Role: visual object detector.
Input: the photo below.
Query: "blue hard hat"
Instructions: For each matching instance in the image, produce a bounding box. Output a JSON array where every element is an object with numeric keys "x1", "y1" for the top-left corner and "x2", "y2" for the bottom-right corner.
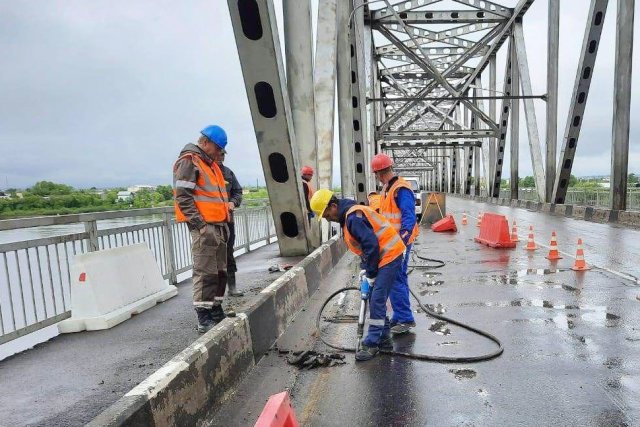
[{"x1": 200, "y1": 125, "x2": 227, "y2": 150}]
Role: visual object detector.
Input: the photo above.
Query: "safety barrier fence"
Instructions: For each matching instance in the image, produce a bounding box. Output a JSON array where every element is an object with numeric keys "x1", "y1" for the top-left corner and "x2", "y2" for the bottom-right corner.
[
  {"x1": 497, "y1": 188, "x2": 640, "y2": 211},
  {"x1": 0, "y1": 206, "x2": 276, "y2": 345}
]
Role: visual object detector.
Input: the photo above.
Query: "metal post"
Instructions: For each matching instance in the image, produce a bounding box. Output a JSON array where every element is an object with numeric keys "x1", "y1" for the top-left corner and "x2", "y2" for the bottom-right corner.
[
  {"x1": 243, "y1": 210, "x2": 251, "y2": 252},
  {"x1": 315, "y1": 0, "x2": 338, "y2": 191},
  {"x1": 474, "y1": 145, "x2": 481, "y2": 196},
  {"x1": 284, "y1": 0, "x2": 318, "y2": 182},
  {"x1": 264, "y1": 207, "x2": 271, "y2": 244},
  {"x1": 545, "y1": 0, "x2": 560, "y2": 202},
  {"x1": 84, "y1": 220, "x2": 99, "y2": 252},
  {"x1": 611, "y1": 0, "x2": 635, "y2": 211},
  {"x1": 514, "y1": 22, "x2": 546, "y2": 201},
  {"x1": 489, "y1": 55, "x2": 497, "y2": 190},
  {"x1": 337, "y1": 0, "x2": 355, "y2": 199},
  {"x1": 227, "y1": 0, "x2": 312, "y2": 256},
  {"x1": 162, "y1": 212, "x2": 177, "y2": 285},
  {"x1": 510, "y1": 35, "x2": 520, "y2": 200}
]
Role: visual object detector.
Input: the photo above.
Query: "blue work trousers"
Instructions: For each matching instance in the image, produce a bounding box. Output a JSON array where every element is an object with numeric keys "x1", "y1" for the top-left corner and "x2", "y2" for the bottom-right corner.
[
  {"x1": 363, "y1": 256, "x2": 403, "y2": 346},
  {"x1": 390, "y1": 243, "x2": 415, "y2": 324}
]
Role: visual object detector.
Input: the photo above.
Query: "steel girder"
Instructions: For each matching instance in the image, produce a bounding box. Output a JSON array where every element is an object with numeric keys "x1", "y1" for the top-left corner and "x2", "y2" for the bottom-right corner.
[{"x1": 227, "y1": 0, "x2": 311, "y2": 256}]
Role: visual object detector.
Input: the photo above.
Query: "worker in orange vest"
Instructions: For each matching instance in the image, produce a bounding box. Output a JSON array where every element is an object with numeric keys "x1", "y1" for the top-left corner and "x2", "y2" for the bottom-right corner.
[
  {"x1": 310, "y1": 189, "x2": 405, "y2": 361},
  {"x1": 367, "y1": 191, "x2": 381, "y2": 212},
  {"x1": 173, "y1": 125, "x2": 230, "y2": 333},
  {"x1": 371, "y1": 153, "x2": 419, "y2": 335},
  {"x1": 301, "y1": 165, "x2": 315, "y2": 221}
]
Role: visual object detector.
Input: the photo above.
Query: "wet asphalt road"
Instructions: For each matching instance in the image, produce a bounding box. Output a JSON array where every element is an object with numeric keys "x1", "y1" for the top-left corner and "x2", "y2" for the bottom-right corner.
[{"x1": 211, "y1": 197, "x2": 640, "y2": 427}]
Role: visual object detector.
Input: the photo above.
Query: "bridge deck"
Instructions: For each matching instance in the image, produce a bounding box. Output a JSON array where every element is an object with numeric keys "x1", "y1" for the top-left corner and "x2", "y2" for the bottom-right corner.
[
  {"x1": 210, "y1": 197, "x2": 640, "y2": 427},
  {"x1": 0, "y1": 242, "x2": 302, "y2": 427}
]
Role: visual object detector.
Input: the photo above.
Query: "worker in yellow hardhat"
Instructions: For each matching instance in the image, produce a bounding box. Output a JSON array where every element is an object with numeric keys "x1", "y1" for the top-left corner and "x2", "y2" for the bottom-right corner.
[{"x1": 310, "y1": 189, "x2": 405, "y2": 361}]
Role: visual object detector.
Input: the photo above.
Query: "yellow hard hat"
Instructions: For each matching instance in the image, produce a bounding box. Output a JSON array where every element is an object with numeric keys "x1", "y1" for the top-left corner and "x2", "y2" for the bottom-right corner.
[{"x1": 310, "y1": 188, "x2": 334, "y2": 219}]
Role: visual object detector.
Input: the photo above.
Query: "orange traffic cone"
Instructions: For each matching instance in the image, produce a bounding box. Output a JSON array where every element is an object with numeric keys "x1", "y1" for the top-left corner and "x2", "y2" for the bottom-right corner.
[
  {"x1": 462, "y1": 213, "x2": 468, "y2": 225},
  {"x1": 545, "y1": 231, "x2": 562, "y2": 260},
  {"x1": 476, "y1": 212, "x2": 483, "y2": 227},
  {"x1": 571, "y1": 238, "x2": 591, "y2": 271},
  {"x1": 511, "y1": 220, "x2": 519, "y2": 242},
  {"x1": 525, "y1": 226, "x2": 537, "y2": 250}
]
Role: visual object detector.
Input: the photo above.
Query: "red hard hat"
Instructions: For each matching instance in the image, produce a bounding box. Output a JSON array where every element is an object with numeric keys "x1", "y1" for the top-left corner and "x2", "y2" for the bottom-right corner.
[
  {"x1": 371, "y1": 153, "x2": 393, "y2": 172},
  {"x1": 301, "y1": 166, "x2": 314, "y2": 176}
]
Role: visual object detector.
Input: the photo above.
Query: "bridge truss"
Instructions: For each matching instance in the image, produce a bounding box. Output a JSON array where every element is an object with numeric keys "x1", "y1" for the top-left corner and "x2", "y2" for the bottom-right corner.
[{"x1": 227, "y1": 0, "x2": 635, "y2": 255}]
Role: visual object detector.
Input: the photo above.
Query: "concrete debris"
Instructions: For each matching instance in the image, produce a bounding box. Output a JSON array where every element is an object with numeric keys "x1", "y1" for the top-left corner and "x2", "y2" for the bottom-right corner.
[
  {"x1": 268, "y1": 264, "x2": 294, "y2": 273},
  {"x1": 286, "y1": 351, "x2": 346, "y2": 369}
]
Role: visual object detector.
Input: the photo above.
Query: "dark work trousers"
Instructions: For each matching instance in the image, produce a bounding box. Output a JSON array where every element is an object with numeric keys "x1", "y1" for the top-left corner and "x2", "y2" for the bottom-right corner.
[
  {"x1": 190, "y1": 223, "x2": 228, "y2": 307},
  {"x1": 227, "y1": 221, "x2": 237, "y2": 274}
]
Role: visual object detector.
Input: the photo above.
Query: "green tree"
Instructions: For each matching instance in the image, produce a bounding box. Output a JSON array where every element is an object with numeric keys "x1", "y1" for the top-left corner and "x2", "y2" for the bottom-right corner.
[
  {"x1": 29, "y1": 181, "x2": 73, "y2": 196},
  {"x1": 568, "y1": 175, "x2": 578, "y2": 187},
  {"x1": 156, "y1": 185, "x2": 173, "y2": 201},
  {"x1": 628, "y1": 173, "x2": 638, "y2": 184},
  {"x1": 520, "y1": 176, "x2": 535, "y2": 187}
]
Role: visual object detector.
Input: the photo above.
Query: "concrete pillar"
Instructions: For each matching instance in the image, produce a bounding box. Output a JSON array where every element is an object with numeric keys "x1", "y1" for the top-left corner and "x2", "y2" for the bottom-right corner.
[
  {"x1": 545, "y1": 0, "x2": 560, "y2": 202},
  {"x1": 337, "y1": 0, "x2": 355, "y2": 199}
]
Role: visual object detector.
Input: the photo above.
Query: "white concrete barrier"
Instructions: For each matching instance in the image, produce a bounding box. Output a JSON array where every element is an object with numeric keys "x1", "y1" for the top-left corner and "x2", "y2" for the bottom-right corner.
[{"x1": 59, "y1": 244, "x2": 178, "y2": 333}]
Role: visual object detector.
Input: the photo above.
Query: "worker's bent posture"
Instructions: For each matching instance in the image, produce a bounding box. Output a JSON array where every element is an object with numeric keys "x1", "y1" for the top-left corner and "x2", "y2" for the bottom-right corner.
[
  {"x1": 372, "y1": 153, "x2": 419, "y2": 335},
  {"x1": 173, "y1": 125, "x2": 229, "y2": 333},
  {"x1": 367, "y1": 191, "x2": 381, "y2": 212},
  {"x1": 310, "y1": 189, "x2": 405, "y2": 361}
]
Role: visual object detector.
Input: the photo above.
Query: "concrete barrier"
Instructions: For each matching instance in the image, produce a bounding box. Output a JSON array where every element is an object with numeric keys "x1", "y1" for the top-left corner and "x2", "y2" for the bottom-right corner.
[
  {"x1": 91, "y1": 235, "x2": 346, "y2": 426},
  {"x1": 88, "y1": 315, "x2": 254, "y2": 427},
  {"x1": 59, "y1": 244, "x2": 177, "y2": 333},
  {"x1": 572, "y1": 205, "x2": 587, "y2": 220},
  {"x1": 618, "y1": 210, "x2": 640, "y2": 227}
]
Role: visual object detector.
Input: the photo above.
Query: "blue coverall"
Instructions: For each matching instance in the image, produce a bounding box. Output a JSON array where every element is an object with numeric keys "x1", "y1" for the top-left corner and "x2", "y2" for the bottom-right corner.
[
  {"x1": 338, "y1": 199, "x2": 404, "y2": 346},
  {"x1": 386, "y1": 179, "x2": 417, "y2": 325}
]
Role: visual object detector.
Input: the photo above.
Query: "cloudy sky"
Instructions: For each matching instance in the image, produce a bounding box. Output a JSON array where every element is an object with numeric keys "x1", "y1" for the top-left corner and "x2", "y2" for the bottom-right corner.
[{"x1": 0, "y1": 1, "x2": 638, "y2": 190}]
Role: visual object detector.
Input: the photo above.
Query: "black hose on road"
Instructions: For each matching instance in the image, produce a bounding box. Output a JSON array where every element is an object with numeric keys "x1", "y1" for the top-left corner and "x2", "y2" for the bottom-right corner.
[{"x1": 316, "y1": 250, "x2": 504, "y2": 363}]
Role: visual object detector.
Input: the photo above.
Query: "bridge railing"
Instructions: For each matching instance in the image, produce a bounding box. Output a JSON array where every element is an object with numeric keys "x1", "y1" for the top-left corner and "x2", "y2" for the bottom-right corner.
[
  {"x1": 497, "y1": 188, "x2": 640, "y2": 211},
  {"x1": 0, "y1": 206, "x2": 276, "y2": 345}
]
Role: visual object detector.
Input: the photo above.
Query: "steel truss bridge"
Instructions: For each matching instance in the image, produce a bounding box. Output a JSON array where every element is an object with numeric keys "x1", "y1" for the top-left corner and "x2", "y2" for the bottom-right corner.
[{"x1": 226, "y1": 0, "x2": 635, "y2": 255}]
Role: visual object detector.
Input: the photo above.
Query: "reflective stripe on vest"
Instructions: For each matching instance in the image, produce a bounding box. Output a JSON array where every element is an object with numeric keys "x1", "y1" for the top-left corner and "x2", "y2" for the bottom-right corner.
[
  {"x1": 380, "y1": 177, "x2": 419, "y2": 244},
  {"x1": 342, "y1": 205, "x2": 405, "y2": 268},
  {"x1": 173, "y1": 154, "x2": 229, "y2": 223}
]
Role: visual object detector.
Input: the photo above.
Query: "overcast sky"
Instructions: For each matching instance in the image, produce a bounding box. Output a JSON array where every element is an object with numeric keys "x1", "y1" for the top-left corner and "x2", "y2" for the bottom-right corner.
[{"x1": 0, "y1": 1, "x2": 638, "y2": 190}]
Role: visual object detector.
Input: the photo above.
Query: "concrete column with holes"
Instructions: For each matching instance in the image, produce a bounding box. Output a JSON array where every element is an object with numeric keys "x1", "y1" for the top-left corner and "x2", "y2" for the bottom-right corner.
[{"x1": 227, "y1": 0, "x2": 311, "y2": 256}]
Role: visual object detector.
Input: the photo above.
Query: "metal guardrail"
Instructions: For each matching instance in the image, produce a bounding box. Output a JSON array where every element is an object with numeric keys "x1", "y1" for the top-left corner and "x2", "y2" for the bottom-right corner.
[
  {"x1": 0, "y1": 206, "x2": 276, "y2": 345},
  {"x1": 497, "y1": 188, "x2": 640, "y2": 211}
]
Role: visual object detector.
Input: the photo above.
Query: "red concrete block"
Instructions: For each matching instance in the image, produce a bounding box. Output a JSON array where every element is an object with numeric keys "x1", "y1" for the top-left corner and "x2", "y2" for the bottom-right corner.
[
  {"x1": 474, "y1": 213, "x2": 516, "y2": 248},
  {"x1": 431, "y1": 215, "x2": 457, "y2": 232},
  {"x1": 255, "y1": 391, "x2": 300, "y2": 427}
]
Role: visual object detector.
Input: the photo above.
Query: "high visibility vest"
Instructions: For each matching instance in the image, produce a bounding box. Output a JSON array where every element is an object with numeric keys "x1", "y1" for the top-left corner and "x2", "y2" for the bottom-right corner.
[
  {"x1": 303, "y1": 180, "x2": 315, "y2": 201},
  {"x1": 173, "y1": 154, "x2": 229, "y2": 223},
  {"x1": 367, "y1": 194, "x2": 381, "y2": 212},
  {"x1": 343, "y1": 205, "x2": 405, "y2": 268},
  {"x1": 380, "y1": 177, "x2": 419, "y2": 244}
]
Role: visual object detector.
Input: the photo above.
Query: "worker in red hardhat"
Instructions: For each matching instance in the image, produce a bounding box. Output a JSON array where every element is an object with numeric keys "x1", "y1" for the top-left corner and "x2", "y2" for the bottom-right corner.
[
  {"x1": 301, "y1": 166, "x2": 315, "y2": 221},
  {"x1": 371, "y1": 153, "x2": 419, "y2": 335}
]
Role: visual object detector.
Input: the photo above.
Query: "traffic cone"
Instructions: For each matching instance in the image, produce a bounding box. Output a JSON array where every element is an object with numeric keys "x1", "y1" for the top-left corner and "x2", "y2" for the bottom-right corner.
[
  {"x1": 510, "y1": 220, "x2": 519, "y2": 242},
  {"x1": 476, "y1": 212, "x2": 482, "y2": 227},
  {"x1": 545, "y1": 231, "x2": 562, "y2": 260},
  {"x1": 571, "y1": 238, "x2": 591, "y2": 271},
  {"x1": 525, "y1": 226, "x2": 537, "y2": 251},
  {"x1": 462, "y1": 213, "x2": 468, "y2": 225}
]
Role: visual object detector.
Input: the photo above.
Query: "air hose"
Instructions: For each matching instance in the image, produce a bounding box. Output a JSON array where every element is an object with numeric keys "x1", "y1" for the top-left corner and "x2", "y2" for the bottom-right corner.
[{"x1": 316, "y1": 250, "x2": 504, "y2": 362}]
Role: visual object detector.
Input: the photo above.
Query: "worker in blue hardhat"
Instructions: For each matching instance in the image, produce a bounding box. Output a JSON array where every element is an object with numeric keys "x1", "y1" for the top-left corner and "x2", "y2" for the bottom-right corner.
[
  {"x1": 310, "y1": 189, "x2": 406, "y2": 361},
  {"x1": 173, "y1": 124, "x2": 230, "y2": 333}
]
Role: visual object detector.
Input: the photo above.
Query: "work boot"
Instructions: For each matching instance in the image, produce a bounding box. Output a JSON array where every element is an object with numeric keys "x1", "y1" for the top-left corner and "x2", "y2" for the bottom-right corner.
[
  {"x1": 227, "y1": 273, "x2": 244, "y2": 297},
  {"x1": 379, "y1": 334, "x2": 393, "y2": 351},
  {"x1": 355, "y1": 342, "x2": 379, "y2": 361},
  {"x1": 211, "y1": 305, "x2": 226, "y2": 324},
  {"x1": 390, "y1": 320, "x2": 416, "y2": 335},
  {"x1": 195, "y1": 307, "x2": 214, "y2": 334}
]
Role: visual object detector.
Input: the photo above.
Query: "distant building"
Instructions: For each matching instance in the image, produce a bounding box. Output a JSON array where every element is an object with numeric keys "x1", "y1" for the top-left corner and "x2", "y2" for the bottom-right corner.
[
  {"x1": 117, "y1": 191, "x2": 134, "y2": 202},
  {"x1": 128, "y1": 185, "x2": 156, "y2": 193},
  {"x1": 0, "y1": 191, "x2": 9, "y2": 199}
]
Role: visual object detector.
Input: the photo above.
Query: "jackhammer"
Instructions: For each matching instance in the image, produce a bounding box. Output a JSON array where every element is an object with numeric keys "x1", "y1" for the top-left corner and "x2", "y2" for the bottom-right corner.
[{"x1": 355, "y1": 274, "x2": 371, "y2": 353}]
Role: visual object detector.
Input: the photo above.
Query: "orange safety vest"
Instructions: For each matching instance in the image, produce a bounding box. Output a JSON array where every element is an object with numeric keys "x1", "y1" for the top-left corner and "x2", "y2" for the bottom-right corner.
[
  {"x1": 380, "y1": 177, "x2": 419, "y2": 244},
  {"x1": 173, "y1": 154, "x2": 229, "y2": 223},
  {"x1": 303, "y1": 180, "x2": 315, "y2": 201},
  {"x1": 367, "y1": 193, "x2": 381, "y2": 212},
  {"x1": 343, "y1": 205, "x2": 405, "y2": 268}
]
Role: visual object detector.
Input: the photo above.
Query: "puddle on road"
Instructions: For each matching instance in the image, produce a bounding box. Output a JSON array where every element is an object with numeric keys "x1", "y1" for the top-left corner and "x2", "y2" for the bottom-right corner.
[
  {"x1": 420, "y1": 280, "x2": 444, "y2": 287},
  {"x1": 449, "y1": 368, "x2": 477, "y2": 380},
  {"x1": 421, "y1": 271, "x2": 443, "y2": 278},
  {"x1": 429, "y1": 320, "x2": 451, "y2": 335},
  {"x1": 437, "y1": 341, "x2": 459, "y2": 346}
]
